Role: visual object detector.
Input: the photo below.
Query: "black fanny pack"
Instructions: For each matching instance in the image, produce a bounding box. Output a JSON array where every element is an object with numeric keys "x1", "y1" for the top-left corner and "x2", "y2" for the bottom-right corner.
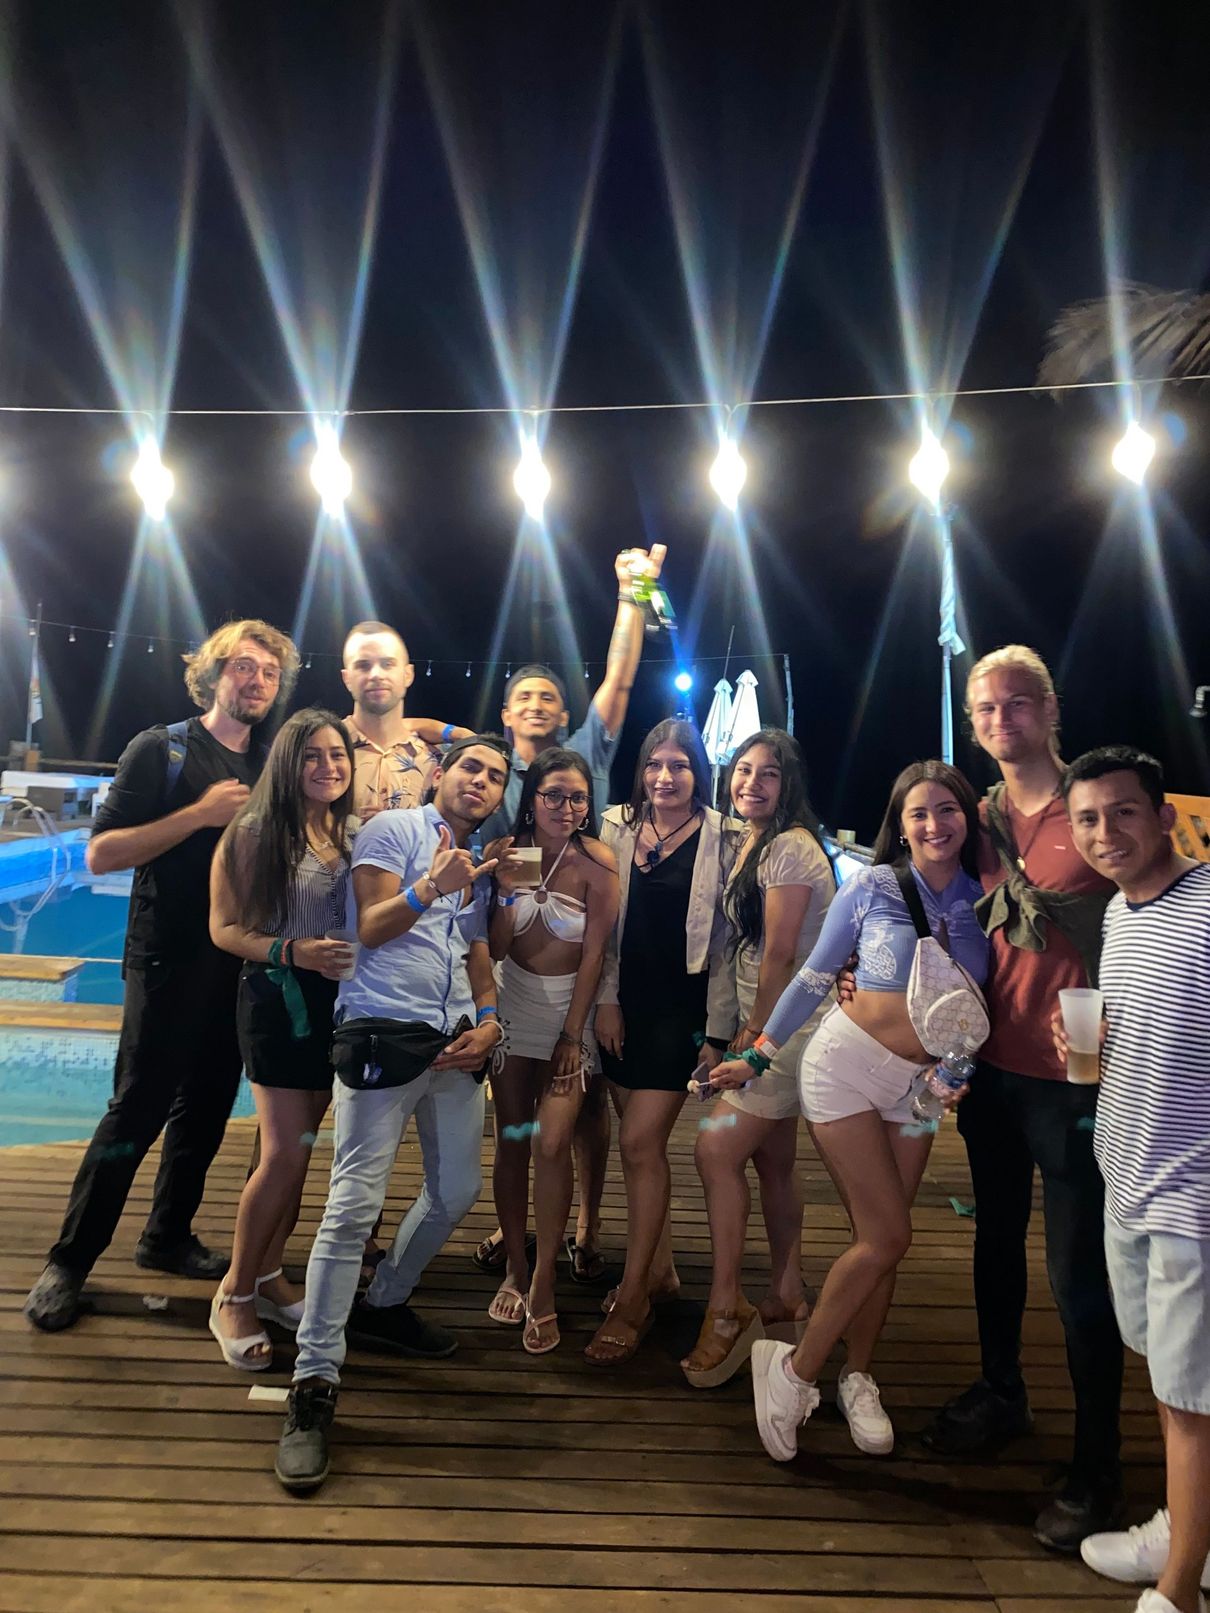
[{"x1": 331, "y1": 1015, "x2": 482, "y2": 1091}]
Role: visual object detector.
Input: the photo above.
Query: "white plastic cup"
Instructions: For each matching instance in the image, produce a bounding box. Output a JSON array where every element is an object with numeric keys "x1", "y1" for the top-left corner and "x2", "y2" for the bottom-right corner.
[
  {"x1": 511, "y1": 846, "x2": 543, "y2": 889},
  {"x1": 1059, "y1": 987, "x2": 1104, "y2": 1085},
  {"x1": 326, "y1": 927, "x2": 361, "y2": 981}
]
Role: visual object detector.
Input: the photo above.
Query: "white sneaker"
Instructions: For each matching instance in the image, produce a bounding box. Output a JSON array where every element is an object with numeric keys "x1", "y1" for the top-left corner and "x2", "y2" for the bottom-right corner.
[
  {"x1": 1134, "y1": 1589, "x2": 1206, "y2": 1613},
  {"x1": 751, "y1": 1338, "x2": 820, "y2": 1462},
  {"x1": 1083, "y1": 1508, "x2": 1210, "y2": 1590},
  {"x1": 837, "y1": 1368, "x2": 894, "y2": 1455}
]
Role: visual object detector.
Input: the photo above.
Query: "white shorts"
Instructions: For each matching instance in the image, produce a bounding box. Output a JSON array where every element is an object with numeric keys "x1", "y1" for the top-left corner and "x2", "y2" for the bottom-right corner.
[
  {"x1": 798, "y1": 1004, "x2": 929, "y2": 1126},
  {"x1": 496, "y1": 956, "x2": 599, "y2": 1071}
]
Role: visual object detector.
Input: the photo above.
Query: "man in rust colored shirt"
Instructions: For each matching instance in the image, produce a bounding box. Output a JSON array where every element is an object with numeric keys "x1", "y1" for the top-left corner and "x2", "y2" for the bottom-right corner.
[{"x1": 922, "y1": 645, "x2": 1124, "y2": 1555}]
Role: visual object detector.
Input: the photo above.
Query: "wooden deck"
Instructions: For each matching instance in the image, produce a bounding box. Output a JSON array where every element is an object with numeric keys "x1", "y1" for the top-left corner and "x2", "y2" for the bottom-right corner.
[{"x1": 0, "y1": 1110, "x2": 1155, "y2": 1612}]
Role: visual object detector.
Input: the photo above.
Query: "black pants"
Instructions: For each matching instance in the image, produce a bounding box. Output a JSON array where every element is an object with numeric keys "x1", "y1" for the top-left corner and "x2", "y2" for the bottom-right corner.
[
  {"x1": 49, "y1": 951, "x2": 243, "y2": 1275},
  {"x1": 957, "y1": 1062, "x2": 1123, "y2": 1484}
]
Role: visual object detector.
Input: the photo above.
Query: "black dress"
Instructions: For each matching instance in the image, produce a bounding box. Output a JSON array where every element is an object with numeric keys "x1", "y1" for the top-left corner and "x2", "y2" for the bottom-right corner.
[{"x1": 602, "y1": 829, "x2": 708, "y2": 1093}]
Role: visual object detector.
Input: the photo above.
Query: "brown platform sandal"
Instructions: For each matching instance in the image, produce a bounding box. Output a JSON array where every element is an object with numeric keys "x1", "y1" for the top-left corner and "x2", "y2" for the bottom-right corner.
[{"x1": 681, "y1": 1300, "x2": 764, "y2": 1389}]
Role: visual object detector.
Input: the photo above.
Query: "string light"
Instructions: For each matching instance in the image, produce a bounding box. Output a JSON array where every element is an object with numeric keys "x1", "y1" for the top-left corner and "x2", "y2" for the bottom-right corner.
[
  {"x1": 107, "y1": 633, "x2": 114, "y2": 650},
  {"x1": 147, "y1": 639, "x2": 154, "y2": 653},
  {"x1": 1111, "y1": 420, "x2": 1157, "y2": 485},
  {"x1": 426, "y1": 659, "x2": 432, "y2": 678},
  {"x1": 465, "y1": 662, "x2": 471, "y2": 678},
  {"x1": 709, "y1": 432, "x2": 747, "y2": 511},
  {"x1": 305, "y1": 653, "x2": 313, "y2": 670},
  {"x1": 28, "y1": 619, "x2": 35, "y2": 637},
  {"x1": 513, "y1": 432, "x2": 551, "y2": 521},
  {"x1": 68, "y1": 626, "x2": 76, "y2": 642},
  {"x1": 131, "y1": 438, "x2": 174, "y2": 520},
  {"x1": 310, "y1": 423, "x2": 352, "y2": 514},
  {"x1": 908, "y1": 426, "x2": 950, "y2": 506},
  {"x1": 584, "y1": 663, "x2": 590, "y2": 679}
]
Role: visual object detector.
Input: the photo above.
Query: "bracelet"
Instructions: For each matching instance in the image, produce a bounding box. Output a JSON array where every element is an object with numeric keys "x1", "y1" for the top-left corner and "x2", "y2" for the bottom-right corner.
[
  {"x1": 404, "y1": 885, "x2": 426, "y2": 914},
  {"x1": 440, "y1": 723, "x2": 455, "y2": 743},
  {"x1": 423, "y1": 875, "x2": 443, "y2": 901},
  {"x1": 557, "y1": 1028, "x2": 578, "y2": 1045},
  {"x1": 482, "y1": 1018, "x2": 505, "y2": 1046},
  {"x1": 476, "y1": 1005, "x2": 499, "y2": 1024},
  {"x1": 617, "y1": 589, "x2": 637, "y2": 604},
  {"x1": 497, "y1": 893, "x2": 519, "y2": 907},
  {"x1": 267, "y1": 938, "x2": 285, "y2": 967},
  {"x1": 283, "y1": 938, "x2": 296, "y2": 968},
  {"x1": 738, "y1": 1046, "x2": 772, "y2": 1076}
]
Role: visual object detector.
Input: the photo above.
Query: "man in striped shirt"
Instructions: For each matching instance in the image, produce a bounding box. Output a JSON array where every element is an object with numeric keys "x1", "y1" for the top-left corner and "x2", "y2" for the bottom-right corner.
[{"x1": 1058, "y1": 746, "x2": 1210, "y2": 1613}]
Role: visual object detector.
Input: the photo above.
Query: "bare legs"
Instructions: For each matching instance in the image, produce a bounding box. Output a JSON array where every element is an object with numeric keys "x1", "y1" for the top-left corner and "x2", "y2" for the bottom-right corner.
[
  {"x1": 527, "y1": 1080, "x2": 588, "y2": 1347},
  {"x1": 572, "y1": 1076, "x2": 611, "y2": 1260},
  {"x1": 787, "y1": 1112, "x2": 933, "y2": 1384},
  {"x1": 694, "y1": 1106, "x2": 805, "y2": 1319},
  {"x1": 489, "y1": 1054, "x2": 541, "y2": 1318},
  {"x1": 215, "y1": 1085, "x2": 330, "y2": 1353},
  {"x1": 1157, "y1": 1402, "x2": 1210, "y2": 1613}
]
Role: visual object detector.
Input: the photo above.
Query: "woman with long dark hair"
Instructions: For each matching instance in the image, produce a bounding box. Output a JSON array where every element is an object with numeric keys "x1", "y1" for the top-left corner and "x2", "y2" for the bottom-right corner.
[
  {"x1": 485, "y1": 747, "x2": 619, "y2": 1353},
  {"x1": 586, "y1": 719, "x2": 743, "y2": 1365},
  {"x1": 682, "y1": 729, "x2": 836, "y2": 1388},
  {"x1": 711, "y1": 760, "x2": 988, "y2": 1455},
  {"x1": 208, "y1": 708, "x2": 356, "y2": 1370}
]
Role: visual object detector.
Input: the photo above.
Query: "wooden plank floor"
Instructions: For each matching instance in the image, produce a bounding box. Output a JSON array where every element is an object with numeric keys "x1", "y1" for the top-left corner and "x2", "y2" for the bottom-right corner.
[{"x1": 0, "y1": 1109, "x2": 1156, "y2": 1611}]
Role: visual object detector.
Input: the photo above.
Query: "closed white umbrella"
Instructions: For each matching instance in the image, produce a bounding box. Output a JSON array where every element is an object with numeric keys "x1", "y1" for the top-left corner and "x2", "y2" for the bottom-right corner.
[
  {"x1": 701, "y1": 677, "x2": 734, "y2": 810},
  {"x1": 723, "y1": 668, "x2": 762, "y2": 756}
]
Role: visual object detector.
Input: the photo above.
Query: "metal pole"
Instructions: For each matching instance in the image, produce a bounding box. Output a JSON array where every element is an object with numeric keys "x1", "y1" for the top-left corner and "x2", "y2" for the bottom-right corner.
[
  {"x1": 783, "y1": 652, "x2": 795, "y2": 737},
  {"x1": 25, "y1": 600, "x2": 42, "y2": 748},
  {"x1": 941, "y1": 643, "x2": 953, "y2": 765}
]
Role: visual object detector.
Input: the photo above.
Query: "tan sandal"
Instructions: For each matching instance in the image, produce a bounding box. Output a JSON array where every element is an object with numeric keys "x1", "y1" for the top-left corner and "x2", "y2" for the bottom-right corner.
[
  {"x1": 584, "y1": 1303, "x2": 652, "y2": 1366},
  {"x1": 522, "y1": 1295, "x2": 560, "y2": 1356},
  {"x1": 758, "y1": 1296, "x2": 812, "y2": 1345},
  {"x1": 681, "y1": 1301, "x2": 764, "y2": 1389},
  {"x1": 487, "y1": 1284, "x2": 526, "y2": 1326}
]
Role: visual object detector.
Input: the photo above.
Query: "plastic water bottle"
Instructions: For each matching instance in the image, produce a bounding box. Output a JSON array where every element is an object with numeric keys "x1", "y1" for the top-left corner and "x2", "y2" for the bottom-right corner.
[{"x1": 910, "y1": 1049, "x2": 975, "y2": 1125}]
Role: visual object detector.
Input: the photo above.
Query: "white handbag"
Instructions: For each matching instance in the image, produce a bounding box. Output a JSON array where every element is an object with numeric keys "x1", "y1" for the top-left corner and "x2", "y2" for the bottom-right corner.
[{"x1": 894, "y1": 864, "x2": 990, "y2": 1057}]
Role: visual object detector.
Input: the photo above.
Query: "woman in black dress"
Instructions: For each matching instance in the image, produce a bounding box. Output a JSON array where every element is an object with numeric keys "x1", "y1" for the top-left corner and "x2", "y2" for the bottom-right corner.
[{"x1": 589, "y1": 720, "x2": 742, "y2": 1364}]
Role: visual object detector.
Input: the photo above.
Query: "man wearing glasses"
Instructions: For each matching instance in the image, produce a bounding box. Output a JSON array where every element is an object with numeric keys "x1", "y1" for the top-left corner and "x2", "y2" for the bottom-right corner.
[{"x1": 25, "y1": 620, "x2": 300, "y2": 1332}]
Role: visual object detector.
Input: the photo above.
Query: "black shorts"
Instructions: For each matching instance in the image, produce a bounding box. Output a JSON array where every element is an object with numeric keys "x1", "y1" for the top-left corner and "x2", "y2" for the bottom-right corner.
[{"x1": 236, "y1": 965, "x2": 337, "y2": 1093}]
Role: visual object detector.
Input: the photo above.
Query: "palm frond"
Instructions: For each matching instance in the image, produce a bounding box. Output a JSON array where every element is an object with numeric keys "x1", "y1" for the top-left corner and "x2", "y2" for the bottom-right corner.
[{"x1": 1038, "y1": 282, "x2": 1210, "y2": 393}]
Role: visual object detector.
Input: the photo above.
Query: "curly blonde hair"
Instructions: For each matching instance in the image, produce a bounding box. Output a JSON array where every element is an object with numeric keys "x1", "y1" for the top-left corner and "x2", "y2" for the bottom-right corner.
[
  {"x1": 965, "y1": 643, "x2": 1061, "y2": 755},
  {"x1": 182, "y1": 619, "x2": 300, "y2": 711}
]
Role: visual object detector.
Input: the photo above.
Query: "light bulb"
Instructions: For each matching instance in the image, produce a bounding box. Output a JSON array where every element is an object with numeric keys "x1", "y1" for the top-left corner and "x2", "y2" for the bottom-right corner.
[
  {"x1": 1111, "y1": 420, "x2": 1156, "y2": 485},
  {"x1": 513, "y1": 434, "x2": 551, "y2": 521},
  {"x1": 908, "y1": 427, "x2": 950, "y2": 505},
  {"x1": 310, "y1": 424, "x2": 352, "y2": 514},
  {"x1": 709, "y1": 434, "x2": 747, "y2": 511},
  {"x1": 131, "y1": 439, "x2": 174, "y2": 520}
]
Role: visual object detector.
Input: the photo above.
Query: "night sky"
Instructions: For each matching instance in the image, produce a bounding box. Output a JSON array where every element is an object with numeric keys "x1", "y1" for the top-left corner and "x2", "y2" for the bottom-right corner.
[{"x1": 0, "y1": 0, "x2": 1208, "y2": 837}]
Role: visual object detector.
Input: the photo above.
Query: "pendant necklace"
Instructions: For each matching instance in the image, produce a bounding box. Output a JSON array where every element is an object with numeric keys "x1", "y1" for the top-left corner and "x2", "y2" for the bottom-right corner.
[{"x1": 643, "y1": 806, "x2": 699, "y2": 870}]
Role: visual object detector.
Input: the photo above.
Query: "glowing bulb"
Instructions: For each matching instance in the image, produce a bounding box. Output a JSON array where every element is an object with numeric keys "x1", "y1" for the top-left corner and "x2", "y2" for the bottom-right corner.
[
  {"x1": 709, "y1": 434, "x2": 747, "y2": 511},
  {"x1": 131, "y1": 439, "x2": 174, "y2": 520},
  {"x1": 674, "y1": 670, "x2": 694, "y2": 693},
  {"x1": 513, "y1": 434, "x2": 551, "y2": 521},
  {"x1": 310, "y1": 425, "x2": 352, "y2": 514},
  {"x1": 1111, "y1": 420, "x2": 1156, "y2": 485},
  {"x1": 908, "y1": 427, "x2": 950, "y2": 506}
]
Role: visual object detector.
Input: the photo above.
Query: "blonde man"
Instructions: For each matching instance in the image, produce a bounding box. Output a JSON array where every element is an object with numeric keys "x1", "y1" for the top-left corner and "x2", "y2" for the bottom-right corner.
[
  {"x1": 921, "y1": 644, "x2": 1124, "y2": 1554},
  {"x1": 25, "y1": 619, "x2": 299, "y2": 1333}
]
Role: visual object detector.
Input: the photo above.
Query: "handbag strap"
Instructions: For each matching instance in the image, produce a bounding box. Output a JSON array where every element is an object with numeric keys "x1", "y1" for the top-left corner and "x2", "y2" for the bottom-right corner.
[{"x1": 893, "y1": 861, "x2": 932, "y2": 941}]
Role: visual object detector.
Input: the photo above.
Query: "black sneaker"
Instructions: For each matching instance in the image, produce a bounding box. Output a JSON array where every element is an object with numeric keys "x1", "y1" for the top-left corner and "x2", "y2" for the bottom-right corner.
[
  {"x1": 275, "y1": 1382, "x2": 338, "y2": 1494},
  {"x1": 346, "y1": 1299, "x2": 458, "y2": 1358},
  {"x1": 134, "y1": 1235, "x2": 230, "y2": 1280},
  {"x1": 1034, "y1": 1478, "x2": 1125, "y2": 1554},
  {"x1": 920, "y1": 1378, "x2": 1033, "y2": 1455},
  {"x1": 24, "y1": 1263, "x2": 88, "y2": 1332}
]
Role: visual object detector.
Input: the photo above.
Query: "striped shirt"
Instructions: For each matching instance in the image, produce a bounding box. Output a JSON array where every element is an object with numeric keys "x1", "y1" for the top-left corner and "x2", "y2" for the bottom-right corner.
[
  {"x1": 239, "y1": 821, "x2": 350, "y2": 941},
  {"x1": 1095, "y1": 863, "x2": 1210, "y2": 1238}
]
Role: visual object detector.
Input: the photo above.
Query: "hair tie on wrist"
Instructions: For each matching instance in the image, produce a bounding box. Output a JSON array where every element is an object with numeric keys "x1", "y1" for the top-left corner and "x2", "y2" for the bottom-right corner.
[{"x1": 404, "y1": 884, "x2": 426, "y2": 914}]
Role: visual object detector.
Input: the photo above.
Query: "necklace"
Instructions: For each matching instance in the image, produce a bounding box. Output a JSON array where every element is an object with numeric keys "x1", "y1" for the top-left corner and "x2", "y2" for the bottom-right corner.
[
  {"x1": 641, "y1": 806, "x2": 699, "y2": 871},
  {"x1": 1008, "y1": 786, "x2": 1060, "y2": 873}
]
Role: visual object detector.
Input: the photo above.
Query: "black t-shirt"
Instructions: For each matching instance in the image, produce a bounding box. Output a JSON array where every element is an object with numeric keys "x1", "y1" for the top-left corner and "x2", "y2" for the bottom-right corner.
[{"x1": 93, "y1": 717, "x2": 266, "y2": 966}]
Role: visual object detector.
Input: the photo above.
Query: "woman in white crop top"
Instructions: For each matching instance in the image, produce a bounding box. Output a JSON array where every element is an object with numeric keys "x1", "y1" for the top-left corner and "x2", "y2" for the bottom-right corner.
[{"x1": 486, "y1": 747, "x2": 619, "y2": 1354}]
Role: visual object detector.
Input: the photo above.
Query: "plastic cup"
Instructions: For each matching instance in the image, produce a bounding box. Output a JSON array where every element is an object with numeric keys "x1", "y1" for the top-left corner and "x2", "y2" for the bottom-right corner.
[
  {"x1": 511, "y1": 846, "x2": 543, "y2": 889},
  {"x1": 326, "y1": 927, "x2": 360, "y2": 981},
  {"x1": 1059, "y1": 987, "x2": 1103, "y2": 1085}
]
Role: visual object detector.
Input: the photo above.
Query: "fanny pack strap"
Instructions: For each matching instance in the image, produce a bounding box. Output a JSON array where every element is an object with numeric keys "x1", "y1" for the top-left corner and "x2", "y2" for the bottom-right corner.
[{"x1": 894, "y1": 862, "x2": 933, "y2": 942}]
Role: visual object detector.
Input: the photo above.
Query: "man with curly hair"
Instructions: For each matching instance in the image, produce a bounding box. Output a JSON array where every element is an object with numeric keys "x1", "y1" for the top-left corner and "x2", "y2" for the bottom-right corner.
[{"x1": 25, "y1": 619, "x2": 299, "y2": 1332}]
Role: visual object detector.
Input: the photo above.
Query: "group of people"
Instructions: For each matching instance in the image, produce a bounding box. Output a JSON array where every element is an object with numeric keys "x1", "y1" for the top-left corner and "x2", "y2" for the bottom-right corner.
[{"x1": 17, "y1": 543, "x2": 1209, "y2": 1613}]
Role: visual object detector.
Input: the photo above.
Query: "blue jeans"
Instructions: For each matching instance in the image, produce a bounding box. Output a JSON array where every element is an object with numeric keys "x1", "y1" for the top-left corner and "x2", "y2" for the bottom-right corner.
[{"x1": 293, "y1": 1067, "x2": 485, "y2": 1385}]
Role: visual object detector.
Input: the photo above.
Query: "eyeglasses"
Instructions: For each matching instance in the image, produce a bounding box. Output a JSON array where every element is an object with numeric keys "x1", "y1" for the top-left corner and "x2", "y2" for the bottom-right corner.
[
  {"x1": 537, "y1": 789, "x2": 589, "y2": 810},
  {"x1": 228, "y1": 657, "x2": 282, "y2": 686}
]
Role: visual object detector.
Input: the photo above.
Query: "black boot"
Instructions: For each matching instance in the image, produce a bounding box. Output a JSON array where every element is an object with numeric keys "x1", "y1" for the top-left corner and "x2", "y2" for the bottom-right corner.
[
  {"x1": 346, "y1": 1298, "x2": 457, "y2": 1358},
  {"x1": 275, "y1": 1382, "x2": 338, "y2": 1494},
  {"x1": 920, "y1": 1378, "x2": 1033, "y2": 1455},
  {"x1": 1034, "y1": 1474, "x2": 1125, "y2": 1554}
]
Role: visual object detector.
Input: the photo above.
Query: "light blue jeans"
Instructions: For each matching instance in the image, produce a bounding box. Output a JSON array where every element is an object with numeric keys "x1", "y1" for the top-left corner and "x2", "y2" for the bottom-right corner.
[{"x1": 293, "y1": 1067, "x2": 485, "y2": 1385}]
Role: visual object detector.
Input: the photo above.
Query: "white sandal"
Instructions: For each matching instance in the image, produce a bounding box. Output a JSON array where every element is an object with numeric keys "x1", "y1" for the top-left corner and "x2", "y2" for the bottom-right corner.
[
  {"x1": 209, "y1": 1289, "x2": 272, "y2": 1371},
  {"x1": 254, "y1": 1268, "x2": 305, "y2": 1331}
]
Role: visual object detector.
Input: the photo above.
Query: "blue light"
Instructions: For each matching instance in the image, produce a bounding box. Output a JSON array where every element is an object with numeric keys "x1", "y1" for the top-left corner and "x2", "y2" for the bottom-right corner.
[{"x1": 674, "y1": 670, "x2": 693, "y2": 693}]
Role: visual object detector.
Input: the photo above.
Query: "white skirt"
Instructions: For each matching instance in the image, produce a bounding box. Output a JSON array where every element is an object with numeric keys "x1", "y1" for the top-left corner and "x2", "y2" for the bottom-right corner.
[{"x1": 497, "y1": 956, "x2": 600, "y2": 1071}]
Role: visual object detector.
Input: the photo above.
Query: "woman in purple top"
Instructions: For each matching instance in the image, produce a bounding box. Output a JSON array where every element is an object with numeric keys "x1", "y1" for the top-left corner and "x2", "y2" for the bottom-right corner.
[{"x1": 711, "y1": 759, "x2": 988, "y2": 1461}]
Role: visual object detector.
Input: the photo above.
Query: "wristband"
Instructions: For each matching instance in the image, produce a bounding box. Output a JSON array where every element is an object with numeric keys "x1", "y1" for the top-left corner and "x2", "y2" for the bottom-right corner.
[
  {"x1": 283, "y1": 938, "x2": 296, "y2": 968},
  {"x1": 753, "y1": 1033, "x2": 780, "y2": 1060},
  {"x1": 497, "y1": 892, "x2": 519, "y2": 907},
  {"x1": 476, "y1": 1006, "x2": 499, "y2": 1024},
  {"x1": 440, "y1": 723, "x2": 455, "y2": 743},
  {"x1": 404, "y1": 885, "x2": 426, "y2": 914},
  {"x1": 704, "y1": 1035, "x2": 730, "y2": 1052}
]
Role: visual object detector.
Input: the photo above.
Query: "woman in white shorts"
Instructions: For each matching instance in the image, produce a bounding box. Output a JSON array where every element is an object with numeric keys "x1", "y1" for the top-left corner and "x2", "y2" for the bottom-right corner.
[
  {"x1": 486, "y1": 748, "x2": 619, "y2": 1353},
  {"x1": 682, "y1": 730, "x2": 835, "y2": 1388},
  {"x1": 711, "y1": 759, "x2": 988, "y2": 1456}
]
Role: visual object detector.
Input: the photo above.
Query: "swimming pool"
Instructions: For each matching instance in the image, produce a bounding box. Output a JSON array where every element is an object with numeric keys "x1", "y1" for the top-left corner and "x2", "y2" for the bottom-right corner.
[{"x1": 0, "y1": 853, "x2": 254, "y2": 1147}]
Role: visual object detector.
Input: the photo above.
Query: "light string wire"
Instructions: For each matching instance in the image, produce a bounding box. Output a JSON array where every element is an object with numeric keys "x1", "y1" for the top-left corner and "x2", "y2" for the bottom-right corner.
[{"x1": 0, "y1": 371, "x2": 1205, "y2": 419}]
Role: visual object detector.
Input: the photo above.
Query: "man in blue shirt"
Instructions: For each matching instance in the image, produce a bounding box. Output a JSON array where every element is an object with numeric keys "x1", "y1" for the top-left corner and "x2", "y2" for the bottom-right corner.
[
  {"x1": 276, "y1": 736, "x2": 510, "y2": 1494},
  {"x1": 477, "y1": 544, "x2": 667, "y2": 843}
]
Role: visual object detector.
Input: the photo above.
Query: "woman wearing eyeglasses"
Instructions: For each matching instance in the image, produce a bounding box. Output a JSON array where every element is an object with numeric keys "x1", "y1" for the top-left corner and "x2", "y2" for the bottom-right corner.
[
  {"x1": 486, "y1": 748, "x2": 619, "y2": 1353},
  {"x1": 586, "y1": 719, "x2": 744, "y2": 1366}
]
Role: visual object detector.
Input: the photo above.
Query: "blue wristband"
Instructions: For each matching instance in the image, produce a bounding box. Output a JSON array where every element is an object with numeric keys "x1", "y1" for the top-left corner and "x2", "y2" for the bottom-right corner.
[
  {"x1": 497, "y1": 893, "x2": 519, "y2": 907},
  {"x1": 440, "y1": 723, "x2": 455, "y2": 743},
  {"x1": 477, "y1": 1006, "x2": 498, "y2": 1024},
  {"x1": 404, "y1": 884, "x2": 426, "y2": 914}
]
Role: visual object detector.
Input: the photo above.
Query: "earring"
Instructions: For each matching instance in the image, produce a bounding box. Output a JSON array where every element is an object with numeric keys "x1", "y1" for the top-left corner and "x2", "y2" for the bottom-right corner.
[
  {"x1": 578, "y1": 815, "x2": 589, "y2": 830},
  {"x1": 525, "y1": 810, "x2": 534, "y2": 826},
  {"x1": 899, "y1": 835, "x2": 908, "y2": 847}
]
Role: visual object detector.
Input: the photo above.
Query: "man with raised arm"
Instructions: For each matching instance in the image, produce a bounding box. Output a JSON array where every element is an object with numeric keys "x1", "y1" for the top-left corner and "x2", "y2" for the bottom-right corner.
[{"x1": 25, "y1": 619, "x2": 299, "y2": 1332}]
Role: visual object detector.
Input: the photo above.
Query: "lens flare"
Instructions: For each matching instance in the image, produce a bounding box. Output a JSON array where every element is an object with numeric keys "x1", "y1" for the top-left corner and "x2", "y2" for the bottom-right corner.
[
  {"x1": 1110, "y1": 420, "x2": 1156, "y2": 485},
  {"x1": 908, "y1": 427, "x2": 950, "y2": 505},
  {"x1": 513, "y1": 434, "x2": 551, "y2": 522},
  {"x1": 130, "y1": 439, "x2": 175, "y2": 520},
  {"x1": 310, "y1": 425, "x2": 353, "y2": 514},
  {"x1": 708, "y1": 435, "x2": 747, "y2": 511}
]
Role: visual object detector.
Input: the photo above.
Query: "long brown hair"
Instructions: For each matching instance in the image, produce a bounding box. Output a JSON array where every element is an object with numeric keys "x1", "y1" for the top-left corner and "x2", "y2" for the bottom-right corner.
[
  {"x1": 870, "y1": 759, "x2": 981, "y2": 879},
  {"x1": 219, "y1": 708, "x2": 354, "y2": 932}
]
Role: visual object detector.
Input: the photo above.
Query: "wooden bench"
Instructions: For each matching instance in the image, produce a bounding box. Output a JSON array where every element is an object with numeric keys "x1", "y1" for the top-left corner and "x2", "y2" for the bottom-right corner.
[
  {"x1": 1169, "y1": 792, "x2": 1210, "y2": 861},
  {"x1": 0, "y1": 1000, "x2": 122, "y2": 1033},
  {"x1": 0, "y1": 955, "x2": 86, "y2": 1003}
]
